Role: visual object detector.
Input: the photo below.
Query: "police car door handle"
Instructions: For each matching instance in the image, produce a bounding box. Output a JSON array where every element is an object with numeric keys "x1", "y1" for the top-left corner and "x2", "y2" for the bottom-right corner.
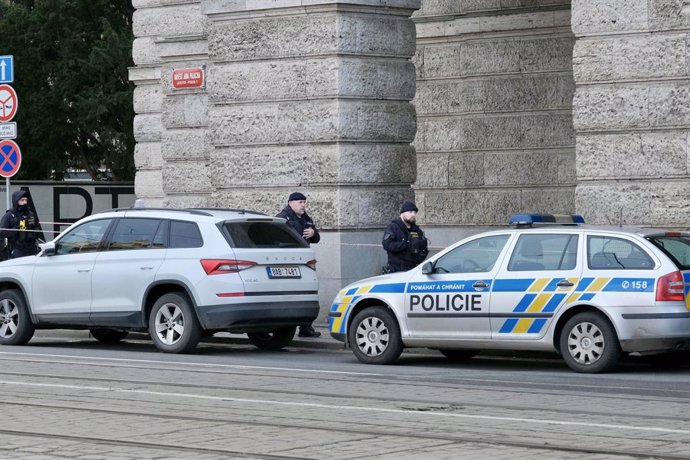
[
  {"x1": 472, "y1": 281, "x2": 488, "y2": 289},
  {"x1": 556, "y1": 279, "x2": 574, "y2": 287}
]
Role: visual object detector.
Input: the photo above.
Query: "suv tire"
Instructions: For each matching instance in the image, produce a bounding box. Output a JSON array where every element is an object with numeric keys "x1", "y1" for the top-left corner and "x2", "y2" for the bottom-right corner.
[
  {"x1": 0, "y1": 289, "x2": 34, "y2": 345},
  {"x1": 560, "y1": 312, "x2": 622, "y2": 373},
  {"x1": 149, "y1": 292, "x2": 201, "y2": 353},
  {"x1": 90, "y1": 328, "x2": 128, "y2": 344},
  {"x1": 349, "y1": 306, "x2": 403, "y2": 365},
  {"x1": 248, "y1": 327, "x2": 296, "y2": 350}
]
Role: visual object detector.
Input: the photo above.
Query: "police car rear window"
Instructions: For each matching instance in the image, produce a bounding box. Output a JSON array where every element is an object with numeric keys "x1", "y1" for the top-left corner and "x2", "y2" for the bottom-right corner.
[
  {"x1": 646, "y1": 235, "x2": 690, "y2": 270},
  {"x1": 223, "y1": 221, "x2": 308, "y2": 248}
]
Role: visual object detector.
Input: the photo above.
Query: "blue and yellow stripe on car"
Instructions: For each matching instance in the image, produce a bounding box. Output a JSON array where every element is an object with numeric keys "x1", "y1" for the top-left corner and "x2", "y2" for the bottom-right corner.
[{"x1": 329, "y1": 283, "x2": 405, "y2": 334}]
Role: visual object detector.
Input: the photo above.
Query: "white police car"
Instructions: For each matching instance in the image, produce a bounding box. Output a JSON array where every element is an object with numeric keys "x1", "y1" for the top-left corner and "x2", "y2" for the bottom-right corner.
[{"x1": 329, "y1": 214, "x2": 690, "y2": 373}]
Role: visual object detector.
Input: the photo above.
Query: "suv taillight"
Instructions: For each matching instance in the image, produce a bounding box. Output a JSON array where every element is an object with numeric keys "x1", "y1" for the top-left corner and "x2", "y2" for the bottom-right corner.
[
  {"x1": 307, "y1": 259, "x2": 317, "y2": 270},
  {"x1": 201, "y1": 259, "x2": 256, "y2": 275},
  {"x1": 656, "y1": 271, "x2": 685, "y2": 301}
]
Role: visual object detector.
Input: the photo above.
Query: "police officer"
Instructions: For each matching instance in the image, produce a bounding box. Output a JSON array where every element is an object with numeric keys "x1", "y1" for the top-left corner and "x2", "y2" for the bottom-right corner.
[
  {"x1": 382, "y1": 200, "x2": 429, "y2": 273},
  {"x1": 0, "y1": 190, "x2": 41, "y2": 259},
  {"x1": 276, "y1": 192, "x2": 321, "y2": 337}
]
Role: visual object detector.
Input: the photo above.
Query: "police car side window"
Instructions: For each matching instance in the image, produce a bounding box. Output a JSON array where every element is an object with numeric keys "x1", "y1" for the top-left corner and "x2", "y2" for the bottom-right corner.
[
  {"x1": 434, "y1": 235, "x2": 510, "y2": 274},
  {"x1": 508, "y1": 234, "x2": 578, "y2": 271},
  {"x1": 588, "y1": 235, "x2": 654, "y2": 270}
]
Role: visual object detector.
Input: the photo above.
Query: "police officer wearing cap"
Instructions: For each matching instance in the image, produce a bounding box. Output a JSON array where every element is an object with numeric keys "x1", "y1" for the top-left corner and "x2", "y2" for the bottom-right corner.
[
  {"x1": 382, "y1": 200, "x2": 429, "y2": 273},
  {"x1": 277, "y1": 192, "x2": 321, "y2": 337},
  {"x1": 0, "y1": 190, "x2": 41, "y2": 259}
]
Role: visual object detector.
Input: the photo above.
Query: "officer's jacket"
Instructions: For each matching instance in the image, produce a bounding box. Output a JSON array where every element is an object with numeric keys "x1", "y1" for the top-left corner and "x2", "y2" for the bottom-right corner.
[
  {"x1": 276, "y1": 206, "x2": 320, "y2": 245},
  {"x1": 382, "y1": 217, "x2": 428, "y2": 270}
]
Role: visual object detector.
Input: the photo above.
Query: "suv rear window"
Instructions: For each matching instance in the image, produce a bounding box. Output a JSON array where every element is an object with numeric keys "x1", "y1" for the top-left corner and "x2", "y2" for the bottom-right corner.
[
  {"x1": 647, "y1": 235, "x2": 690, "y2": 270},
  {"x1": 223, "y1": 220, "x2": 308, "y2": 248}
]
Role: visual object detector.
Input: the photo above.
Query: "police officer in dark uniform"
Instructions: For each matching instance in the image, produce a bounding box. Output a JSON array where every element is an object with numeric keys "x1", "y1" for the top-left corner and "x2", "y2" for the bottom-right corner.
[
  {"x1": 0, "y1": 190, "x2": 41, "y2": 259},
  {"x1": 382, "y1": 200, "x2": 429, "y2": 273},
  {"x1": 276, "y1": 192, "x2": 321, "y2": 337}
]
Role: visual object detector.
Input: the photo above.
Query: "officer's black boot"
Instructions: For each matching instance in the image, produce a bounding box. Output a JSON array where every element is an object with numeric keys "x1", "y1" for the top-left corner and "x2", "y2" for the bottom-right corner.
[{"x1": 298, "y1": 325, "x2": 321, "y2": 338}]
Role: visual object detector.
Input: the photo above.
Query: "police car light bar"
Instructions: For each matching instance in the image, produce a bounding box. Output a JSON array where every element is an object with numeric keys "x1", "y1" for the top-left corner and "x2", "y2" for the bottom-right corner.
[{"x1": 509, "y1": 214, "x2": 585, "y2": 226}]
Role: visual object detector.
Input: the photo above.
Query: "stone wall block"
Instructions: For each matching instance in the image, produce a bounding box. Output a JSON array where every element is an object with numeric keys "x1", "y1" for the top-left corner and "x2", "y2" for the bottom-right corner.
[
  {"x1": 573, "y1": 35, "x2": 687, "y2": 82},
  {"x1": 161, "y1": 94, "x2": 209, "y2": 128},
  {"x1": 519, "y1": 36, "x2": 574, "y2": 72},
  {"x1": 483, "y1": 151, "x2": 564, "y2": 186},
  {"x1": 163, "y1": 194, "x2": 211, "y2": 208},
  {"x1": 649, "y1": 0, "x2": 690, "y2": 31},
  {"x1": 132, "y1": 37, "x2": 160, "y2": 65},
  {"x1": 134, "y1": 85, "x2": 164, "y2": 114},
  {"x1": 416, "y1": 153, "x2": 450, "y2": 187},
  {"x1": 460, "y1": 40, "x2": 521, "y2": 76},
  {"x1": 338, "y1": 144, "x2": 417, "y2": 184},
  {"x1": 339, "y1": 14, "x2": 417, "y2": 57},
  {"x1": 576, "y1": 132, "x2": 688, "y2": 179},
  {"x1": 133, "y1": 114, "x2": 163, "y2": 142},
  {"x1": 520, "y1": 188, "x2": 576, "y2": 215},
  {"x1": 416, "y1": 190, "x2": 465, "y2": 225},
  {"x1": 162, "y1": 128, "x2": 211, "y2": 161},
  {"x1": 571, "y1": 0, "x2": 648, "y2": 34},
  {"x1": 133, "y1": 3, "x2": 208, "y2": 38},
  {"x1": 649, "y1": 84, "x2": 690, "y2": 127},
  {"x1": 414, "y1": 0, "x2": 465, "y2": 17},
  {"x1": 162, "y1": 162, "x2": 212, "y2": 193},
  {"x1": 134, "y1": 142, "x2": 163, "y2": 170},
  {"x1": 135, "y1": 170, "x2": 164, "y2": 198},
  {"x1": 576, "y1": 183, "x2": 661, "y2": 226},
  {"x1": 463, "y1": 189, "x2": 522, "y2": 225},
  {"x1": 573, "y1": 86, "x2": 648, "y2": 131},
  {"x1": 339, "y1": 59, "x2": 416, "y2": 100},
  {"x1": 340, "y1": 101, "x2": 417, "y2": 142}
]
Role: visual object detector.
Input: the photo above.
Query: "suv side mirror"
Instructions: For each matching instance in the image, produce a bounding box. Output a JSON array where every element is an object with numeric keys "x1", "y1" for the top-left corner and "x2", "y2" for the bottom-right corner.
[
  {"x1": 39, "y1": 241, "x2": 56, "y2": 256},
  {"x1": 421, "y1": 261, "x2": 434, "y2": 275}
]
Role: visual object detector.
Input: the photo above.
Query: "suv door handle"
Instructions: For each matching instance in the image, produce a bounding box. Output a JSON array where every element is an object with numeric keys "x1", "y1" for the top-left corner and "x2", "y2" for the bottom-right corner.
[
  {"x1": 77, "y1": 268, "x2": 91, "y2": 273},
  {"x1": 473, "y1": 281, "x2": 489, "y2": 290},
  {"x1": 556, "y1": 279, "x2": 574, "y2": 287},
  {"x1": 140, "y1": 266, "x2": 154, "y2": 270}
]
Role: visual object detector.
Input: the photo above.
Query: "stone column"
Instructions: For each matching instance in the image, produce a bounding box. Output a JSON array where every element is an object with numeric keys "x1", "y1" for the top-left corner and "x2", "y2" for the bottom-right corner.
[
  {"x1": 573, "y1": 0, "x2": 690, "y2": 226},
  {"x1": 201, "y1": 0, "x2": 420, "y2": 317}
]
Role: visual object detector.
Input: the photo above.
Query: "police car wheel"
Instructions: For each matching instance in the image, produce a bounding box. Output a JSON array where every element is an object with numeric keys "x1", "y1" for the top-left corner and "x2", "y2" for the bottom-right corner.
[
  {"x1": 149, "y1": 293, "x2": 201, "y2": 354},
  {"x1": 349, "y1": 306, "x2": 403, "y2": 365},
  {"x1": 439, "y1": 349, "x2": 478, "y2": 362},
  {"x1": 0, "y1": 289, "x2": 35, "y2": 346},
  {"x1": 248, "y1": 327, "x2": 296, "y2": 350},
  {"x1": 89, "y1": 328, "x2": 129, "y2": 344},
  {"x1": 560, "y1": 312, "x2": 622, "y2": 373}
]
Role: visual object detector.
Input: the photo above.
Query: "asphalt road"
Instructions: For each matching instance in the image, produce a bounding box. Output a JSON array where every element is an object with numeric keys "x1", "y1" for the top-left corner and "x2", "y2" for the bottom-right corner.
[{"x1": 1, "y1": 330, "x2": 689, "y2": 459}]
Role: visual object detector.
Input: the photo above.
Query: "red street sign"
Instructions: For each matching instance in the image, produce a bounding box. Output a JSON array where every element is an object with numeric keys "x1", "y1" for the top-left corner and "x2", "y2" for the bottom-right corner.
[
  {"x1": 0, "y1": 139, "x2": 21, "y2": 178},
  {"x1": 0, "y1": 84, "x2": 18, "y2": 123},
  {"x1": 172, "y1": 67, "x2": 205, "y2": 90}
]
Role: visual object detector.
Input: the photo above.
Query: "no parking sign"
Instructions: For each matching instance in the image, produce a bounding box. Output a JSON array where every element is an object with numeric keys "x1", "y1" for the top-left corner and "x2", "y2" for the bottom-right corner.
[{"x1": 0, "y1": 139, "x2": 21, "y2": 178}]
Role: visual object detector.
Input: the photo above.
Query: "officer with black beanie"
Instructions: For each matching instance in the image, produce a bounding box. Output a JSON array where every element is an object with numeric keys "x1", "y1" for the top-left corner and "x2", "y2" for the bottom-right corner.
[{"x1": 382, "y1": 200, "x2": 429, "y2": 273}]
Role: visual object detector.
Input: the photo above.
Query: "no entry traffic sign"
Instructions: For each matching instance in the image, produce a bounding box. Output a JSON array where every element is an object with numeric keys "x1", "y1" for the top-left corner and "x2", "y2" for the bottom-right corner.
[
  {"x1": 0, "y1": 84, "x2": 18, "y2": 123},
  {"x1": 0, "y1": 139, "x2": 21, "y2": 178}
]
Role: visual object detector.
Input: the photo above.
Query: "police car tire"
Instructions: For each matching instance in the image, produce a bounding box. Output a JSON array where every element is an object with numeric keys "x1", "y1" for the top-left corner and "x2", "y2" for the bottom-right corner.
[
  {"x1": 89, "y1": 328, "x2": 129, "y2": 344},
  {"x1": 559, "y1": 312, "x2": 622, "y2": 373},
  {"x1": 0, "y1": 289, "x2": 35, "y2": 346},
  {"x1": 248, "y1": 327, "x2": 296, "y2": 350},
  {"x1": 148, "y1": 292, "x2": 201, "y2": 354},
  {"x1": 349, "y1": 306, "x2": 403, "y2": 365},
  {"x1": 439, "y1": 349, "x2": 478, "y2": 362}
]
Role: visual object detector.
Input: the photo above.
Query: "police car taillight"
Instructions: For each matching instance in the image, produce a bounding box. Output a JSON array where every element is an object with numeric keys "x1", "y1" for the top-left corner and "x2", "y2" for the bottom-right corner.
[
  {"x1": 201, "y1": 259, "x2": 256, "y2": 275},
  {"x1": 656, "y1": 271, "x2": 685, "y2": 302}
]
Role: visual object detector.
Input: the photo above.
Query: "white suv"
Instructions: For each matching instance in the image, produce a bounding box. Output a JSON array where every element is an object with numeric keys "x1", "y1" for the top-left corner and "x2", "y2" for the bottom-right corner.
[
  {"x1": 0, "y1": 208, "x2": 319, "y2": 353},
  {"x1": 329, "y1": 214, "x2": 690, "y2": 373}
]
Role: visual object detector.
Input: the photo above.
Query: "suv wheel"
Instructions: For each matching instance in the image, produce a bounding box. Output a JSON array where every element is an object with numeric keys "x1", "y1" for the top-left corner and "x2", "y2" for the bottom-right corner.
[
  {"x1": 560, "y1": 312, "x2": 622, "y2": 373},
  {"x1": 90, "y1": 328, "x2": 128, "y2": 344},
  {"x1": 0, "y1": 289, "x2": 34, "y2": 345},
  {"x1": 149, "y1": 293, "x2": 201, "y2": 353},
  {"x1": 348, "y1": 306, "x2": 403, "y2": 365},
  {"x1": 247, "y1": 327, "x2": 296, "y2": 350}
]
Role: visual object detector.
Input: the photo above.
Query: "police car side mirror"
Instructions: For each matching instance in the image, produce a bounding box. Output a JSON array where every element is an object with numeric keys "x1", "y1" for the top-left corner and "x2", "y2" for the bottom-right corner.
[
  {"x1": 39, "y1": 241, "x2": 56, "y2": 256},
  {"x1": 421, "y1": 261, "x2": 434, "y2": 275}
]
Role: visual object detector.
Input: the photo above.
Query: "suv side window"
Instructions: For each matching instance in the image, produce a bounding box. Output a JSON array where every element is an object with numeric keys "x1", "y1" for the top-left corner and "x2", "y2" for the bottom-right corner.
[
  {"x1": 170, "y1": 220, "x2": 203, "y2": 248},
  {"x1": 108, "y1": 218, "x2": 164, "y2": 251},
  {"x1": 224, "y1": 221, "x2": 308, "y2": 248},
  {"x1": 588, "y1": 235, "x2": 654, "y2": 270},
  {"x1": 508, "y1": 234, "x2": 578, "y2": 271},
  {"x1": 434, "y1": 235, "x2": 510, "y2": 274},
  {"x1": 56, "y1": 219, "x2": 112, "y2": 255}
]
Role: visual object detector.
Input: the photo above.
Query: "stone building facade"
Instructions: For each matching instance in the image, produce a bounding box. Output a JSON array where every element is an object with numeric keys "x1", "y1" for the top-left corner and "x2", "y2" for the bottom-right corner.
[{"x1": 130, "y1": 0, "x2": 690, "y2": 320}]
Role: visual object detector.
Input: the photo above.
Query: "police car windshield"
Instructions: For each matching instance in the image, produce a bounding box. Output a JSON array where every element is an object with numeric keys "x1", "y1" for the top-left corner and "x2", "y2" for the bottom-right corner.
[{"x1": 646, "y1": 235, "x2": 690, "y2": 270}]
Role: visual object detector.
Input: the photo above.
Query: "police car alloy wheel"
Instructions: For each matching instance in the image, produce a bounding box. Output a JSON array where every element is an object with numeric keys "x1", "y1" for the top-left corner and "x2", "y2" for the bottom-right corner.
[
  {"x1": 0, "y1": 289, "x2": 34, "y2": 345},
  {"x1": 559, "y1": 312, "x2": 622, "y2": 373},
  {"x1": 149, "y1": 293, "x2": 201, "y2": 354},
  {"x1": 248, "y1": 327, "x2": 296, "y2": 350},
  {"x1": 348, "y1": 306, "x2": 403, "y2": 365}
]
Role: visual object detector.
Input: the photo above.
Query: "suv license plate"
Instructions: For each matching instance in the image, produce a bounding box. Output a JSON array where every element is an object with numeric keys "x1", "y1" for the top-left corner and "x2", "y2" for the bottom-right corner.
[{"x1": 267, "y1": 266, "x2": 301, "y2": 279}]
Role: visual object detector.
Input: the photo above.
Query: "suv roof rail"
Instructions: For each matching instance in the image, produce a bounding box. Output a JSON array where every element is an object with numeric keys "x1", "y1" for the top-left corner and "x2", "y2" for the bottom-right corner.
[
  {"x1": 102, "y1": 207, "x2": 213, "y2": 217},
  {"x1": 192, "y1": 208, "x2": 268, "y2": 216}
]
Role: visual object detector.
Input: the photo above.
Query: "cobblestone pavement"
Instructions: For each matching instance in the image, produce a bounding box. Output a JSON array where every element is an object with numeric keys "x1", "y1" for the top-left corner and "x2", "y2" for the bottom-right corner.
[{"x1": 0, "y1": 334, "x2": 688, "y2": 459}]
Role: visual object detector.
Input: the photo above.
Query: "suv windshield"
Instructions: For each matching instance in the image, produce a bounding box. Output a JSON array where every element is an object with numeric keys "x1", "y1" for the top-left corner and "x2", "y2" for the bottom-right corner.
[
  {"x1": 223, "y1": 220, "x2": 308, "y2": 248},
  {"x1": 646, "y1": 234, "x2": 690, "y2": 269}
]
